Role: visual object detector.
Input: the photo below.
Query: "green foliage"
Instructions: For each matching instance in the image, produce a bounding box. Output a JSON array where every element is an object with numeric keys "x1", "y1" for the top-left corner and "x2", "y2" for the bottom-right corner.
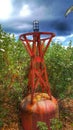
[
  {"x1": 0, "y1": 120, "x2": 3, "y2": 127},
  {"x1": 0, "y1": 25, "x2": 73, "y2": 99},
  {"x1": 0, "y1": 26, "x2": 31, "y2": 127},
  {"x1": 50, "y1": 118, "x2": 63, "y2": 130},
  {"x1": 37, "y1": 121, "x2": 48, "y2": 130},
  {"x1": 37, "y1": 118, "x2": 63, "y2": 130},
  {"x1": 45, "y1": 41, "x2": 73, "y2": 98},
  {"x1": 0, "y1": 25, "x2": 73, "y2": 128},
  {"x1": 0, "y1": 25, "x2": 30, "y2": 95}
]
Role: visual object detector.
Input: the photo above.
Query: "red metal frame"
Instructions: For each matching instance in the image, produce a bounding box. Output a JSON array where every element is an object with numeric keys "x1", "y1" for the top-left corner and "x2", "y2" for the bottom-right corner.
[{"x1": 20, "y1": 32, "x2": 55, "y2": 104}]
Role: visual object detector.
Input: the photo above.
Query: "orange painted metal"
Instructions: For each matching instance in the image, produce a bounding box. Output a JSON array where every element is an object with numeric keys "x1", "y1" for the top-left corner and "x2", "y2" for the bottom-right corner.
[
  {"x1": 19, "y1": 23, "x2": 58, "y2": 130},
  {"x1": 20, "y1": 93, "x2": 58, "y2": 130},
  {"x1": 20, "y1": 32, "x2": 55, "y2": 104}
]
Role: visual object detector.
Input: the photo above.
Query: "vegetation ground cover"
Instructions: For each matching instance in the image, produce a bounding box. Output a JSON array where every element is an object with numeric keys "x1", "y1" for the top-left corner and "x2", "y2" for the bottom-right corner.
[{"x1": 0, "y1": 25, "x2": 73, "y2": 129}]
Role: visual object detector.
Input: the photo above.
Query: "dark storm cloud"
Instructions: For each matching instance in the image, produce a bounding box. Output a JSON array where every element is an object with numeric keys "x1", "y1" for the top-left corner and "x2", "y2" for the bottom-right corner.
[
  {"x1": 0, "y1": 0, "x2": 73, "y2": 41},
  {"x1": 38, "y1": 19, "x2": 73, "y2": 36},
  {"x1": 12, "y1": 0, "x2": 52, "y2": 6},
  {"x1": 2, "y1": 19, "x2": 32, "y2": 34},
  {"x1": 10, "y1": 0, "x2": 73, "y2": 36},
  {"x1": 50, "y1": 19, "x2": 72, "y2": 35},
  {"x1": 11, "y1": 0, "x2": 62, "y2": 18}
]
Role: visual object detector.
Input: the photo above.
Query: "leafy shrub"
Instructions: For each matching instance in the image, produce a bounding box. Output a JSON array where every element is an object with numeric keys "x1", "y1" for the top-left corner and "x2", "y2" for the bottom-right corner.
[
  {"x1": 37, "y1": 121, "x2": 48, "y2": 130},
  {"x1": 50, "y1": 118, "x2": 63, "y2": 130},
  {"x1": 0, "y1": 25, "x2": 73, "y2": 103},
  {"x1": 45, "y1": 41, "x2": 73, "y2": 98}
]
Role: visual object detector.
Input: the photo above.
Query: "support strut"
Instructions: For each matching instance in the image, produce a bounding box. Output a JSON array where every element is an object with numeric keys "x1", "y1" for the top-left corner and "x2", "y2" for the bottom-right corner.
[{"x1": 20, "y1": 21, "x2": 55, "y2": 104}]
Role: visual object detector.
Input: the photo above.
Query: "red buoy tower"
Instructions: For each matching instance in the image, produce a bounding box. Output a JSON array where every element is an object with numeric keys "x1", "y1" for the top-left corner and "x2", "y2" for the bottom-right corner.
[
  {"x1": 20, "y1": 20, "x2": 55, "y2": 103},
  {"x1": 19, "y1": 21, "x2": 58, "y2": 130}
]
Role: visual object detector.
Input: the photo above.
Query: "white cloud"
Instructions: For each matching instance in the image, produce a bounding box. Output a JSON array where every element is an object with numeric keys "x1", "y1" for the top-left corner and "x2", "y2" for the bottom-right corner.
[
  {"x1": 68, "y1": 34, "x2": 73, "y2": 38},
  {"x1": 19, "y1": 4, "x2": 54, "y2": 21},
  {"x1": 19, "y1": 4, "x2": 32, "y2": 17},
  {"x1": 53, "y1": 36, "x2": 66, "y2": 43},
  {"x1": 0, "y1": 0, "x2": 13, "y2": 20},
  {"x1": 53, "y1": 34, "x2": 73, "y2": 45}
]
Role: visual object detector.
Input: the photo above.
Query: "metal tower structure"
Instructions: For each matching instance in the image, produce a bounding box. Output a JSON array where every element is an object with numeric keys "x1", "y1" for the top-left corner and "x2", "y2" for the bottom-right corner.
[{"x1": 20, "y1": 20, "x2": 55, "y2": 104}]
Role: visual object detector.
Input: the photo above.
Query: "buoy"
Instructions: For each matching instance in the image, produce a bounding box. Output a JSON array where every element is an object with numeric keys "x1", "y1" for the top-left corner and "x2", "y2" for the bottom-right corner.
[
  {"x1": 19, "y1": 21, "x2": 58, "y2": 130},
  {"x1": 20, "y1": 93, "x2": 58, "y2": 130}
]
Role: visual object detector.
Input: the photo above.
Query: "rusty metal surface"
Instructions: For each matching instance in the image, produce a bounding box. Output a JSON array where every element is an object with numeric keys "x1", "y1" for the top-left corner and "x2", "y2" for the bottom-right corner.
[
  {"x1": 20, "y1": 93, "x2": 58, "y2": 130},
  {"x1": 19, "y1": 23, "x2": 58, "y2": 130},
  {"x1": 20, "y1": 31, "x2": 55, "y2": 103}
]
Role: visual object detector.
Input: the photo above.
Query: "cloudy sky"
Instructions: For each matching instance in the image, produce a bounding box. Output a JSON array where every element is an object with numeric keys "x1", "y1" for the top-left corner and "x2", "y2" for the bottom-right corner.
[{"x1": 0, "y1": 0, "x2": 73, "y2": 46}]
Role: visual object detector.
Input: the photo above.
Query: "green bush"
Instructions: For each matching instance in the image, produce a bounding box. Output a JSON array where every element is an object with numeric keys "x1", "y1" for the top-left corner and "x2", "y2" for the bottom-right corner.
[
  {"x1": 45, "y1": 41, "x2": 73, "y2": 98},
  {"x1": 50, "y1": 118, "x2": 63, "y2": 130},
  {"x1": 37, "y1": 121, "x2": 48, "y2": 130},
  {"x1": 0, "y1": 25, "x2": 73, "y2": 100}
]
